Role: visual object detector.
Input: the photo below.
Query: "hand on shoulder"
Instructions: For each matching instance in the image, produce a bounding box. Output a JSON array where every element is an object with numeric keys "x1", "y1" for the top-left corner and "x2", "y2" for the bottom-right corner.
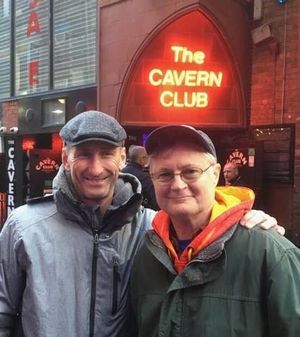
[{"x1": 240, "y1": 209, "x2": 285, "y2": 236}]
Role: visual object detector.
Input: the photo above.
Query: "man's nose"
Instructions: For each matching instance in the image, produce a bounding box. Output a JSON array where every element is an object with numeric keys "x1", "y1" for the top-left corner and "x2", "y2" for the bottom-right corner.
[
  {"x1": 170, "y1": 173, "x2": 187, "y2": 189},
  {"x1": 89, "y1": 155, "x2": 105, "y2": 173}
]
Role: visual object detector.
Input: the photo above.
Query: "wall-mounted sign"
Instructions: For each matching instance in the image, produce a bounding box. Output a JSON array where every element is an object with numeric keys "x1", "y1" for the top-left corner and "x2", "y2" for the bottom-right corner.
[
  {"x1": 4, "y1": 137, "x2": 23, "y2": 216},
  {"x1": 30, "y1": 149, "x2": 61, "y2": 198},
  {"x1": 7, "y1": 139, "x2": 16, "y2": 215},
  {"x1": 119, "y1": 10, "x2": 247, "y2": 127},
  {"x1": 227, "y1": 149, "x2": 248, "y2": 167},
  {"x1": 226, "y1": 148, "x2": 256, "y2": 168},
  {"x1": 148, "y1": 45, "x2": 223, "y2": 109},
  {"x1": 35, "y1": 157, "x2": 60, "y2": 173}
]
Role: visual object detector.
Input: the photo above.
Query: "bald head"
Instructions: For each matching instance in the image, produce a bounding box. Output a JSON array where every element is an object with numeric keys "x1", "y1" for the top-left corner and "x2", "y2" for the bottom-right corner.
[{"x1": 223, "y1": 162, "x2": 240, "y2": 185}]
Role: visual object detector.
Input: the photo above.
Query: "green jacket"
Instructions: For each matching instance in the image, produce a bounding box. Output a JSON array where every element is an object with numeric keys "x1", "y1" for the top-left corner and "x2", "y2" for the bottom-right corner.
[{"x1": 130, "y1": 226, "x2": 300, "y2": 337}]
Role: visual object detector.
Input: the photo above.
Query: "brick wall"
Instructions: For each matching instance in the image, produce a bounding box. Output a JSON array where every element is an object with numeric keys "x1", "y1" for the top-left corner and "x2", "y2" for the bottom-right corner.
[
  {"x1": 251, "y1": 0, "x2": 300, "y2": 125},
  {"x1": 2, "y1": 102, "x2": 19, "y2": 129},
  {"x1": 293, "y1": 118, "x2": 300, "y2": 245},
  {"x1": 251, "y1": 0, "x2": 300, "y2": 245}
]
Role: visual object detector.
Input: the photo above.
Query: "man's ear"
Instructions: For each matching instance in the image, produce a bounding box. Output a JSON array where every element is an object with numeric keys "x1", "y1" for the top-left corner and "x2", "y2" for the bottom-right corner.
[
  {"x1": 61, "y1": 147, "x2": 70, "y2": 171},
  {"x1": 119, "y1": 147, "x2": 126, "y2": 170},
  {"x1": 213, "y1": 163, "x2": 221, "y2": 185}
]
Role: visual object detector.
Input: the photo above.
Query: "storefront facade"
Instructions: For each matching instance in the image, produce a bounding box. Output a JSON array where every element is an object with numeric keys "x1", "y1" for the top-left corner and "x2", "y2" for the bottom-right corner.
[{"x1": 98, "y1": 0, "x2": 300, "y2": 246}]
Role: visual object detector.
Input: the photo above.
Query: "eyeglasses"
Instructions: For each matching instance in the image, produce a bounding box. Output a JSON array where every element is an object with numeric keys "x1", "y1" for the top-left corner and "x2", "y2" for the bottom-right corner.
[{"x1": 150, "y1": 164, "x2": 214, "y2": 184}]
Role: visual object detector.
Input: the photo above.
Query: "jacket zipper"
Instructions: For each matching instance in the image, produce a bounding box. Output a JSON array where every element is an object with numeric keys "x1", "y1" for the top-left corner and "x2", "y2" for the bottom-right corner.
[
  {"x1": 89, "y1": 230, "x2": 100, "y2": 337},
  {"x1": 112, "y1": 256, "x2": 119, "y2": 315}
]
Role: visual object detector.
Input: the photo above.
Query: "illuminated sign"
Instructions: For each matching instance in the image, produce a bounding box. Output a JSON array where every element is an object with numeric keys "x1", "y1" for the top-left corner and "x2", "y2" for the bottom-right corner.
[
  {"x1": 119, "y1": 10, "x2": 247, "y2": 127},
  {"x1": 148, "y1": 46, "x2": 223, "y2": 108},
  {"x1": 27, "y1": 0, "x2": 41, "y2": 86},
  {"x1": 27, "y1": 0, "x2": 41, "y2": 36},
  {"x1": 35, "y1": 157, "x2": 60, "y2": 173},
  {"x1": 227, "y1": 149, "x2": 248, "y2": 166},
  {"x1": 29, "y1": 149, "x2": 61, "y2": 198},
  {"x1": 7, "y1": 140, "x2": 16, "y2": 215}
]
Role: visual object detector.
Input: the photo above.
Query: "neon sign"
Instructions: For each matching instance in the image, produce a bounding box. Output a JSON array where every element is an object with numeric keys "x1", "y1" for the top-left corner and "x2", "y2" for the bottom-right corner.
[
  {"x1": 119, "y1": 10, "x2": 246, "y2": 127},
  {"x1": 35, "y1": 157, "x2": 60, "y2": 173},
  {"x1": 228, "y1": 149, "x2": 248, "y2": 166},
  {"x1": 148, "y1": 45, "x2": 223, "y2": 108},
  {"x1": 27, "y1": 0, "x2": 41, "y2": 86}
]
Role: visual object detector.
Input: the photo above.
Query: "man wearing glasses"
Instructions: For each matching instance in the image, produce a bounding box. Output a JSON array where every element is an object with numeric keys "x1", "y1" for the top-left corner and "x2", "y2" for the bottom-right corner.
[{"x1": 129, "y1": 125, "x2": 300, "y2": 337}]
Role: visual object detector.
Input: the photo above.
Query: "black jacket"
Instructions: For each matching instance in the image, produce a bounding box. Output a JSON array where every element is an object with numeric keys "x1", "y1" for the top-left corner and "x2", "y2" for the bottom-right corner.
[{"x1": 122, "y1": 162, "x2": 159, "y2": 210}]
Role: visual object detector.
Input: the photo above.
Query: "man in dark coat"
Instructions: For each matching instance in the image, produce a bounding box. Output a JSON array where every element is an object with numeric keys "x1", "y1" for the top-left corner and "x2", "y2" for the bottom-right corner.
[
  {"x1": 223, "y1": 161, "x2": 246, "y2": 186},
  {"x1": 122, "y1": 145, "x2": 159, "y2": 210}
]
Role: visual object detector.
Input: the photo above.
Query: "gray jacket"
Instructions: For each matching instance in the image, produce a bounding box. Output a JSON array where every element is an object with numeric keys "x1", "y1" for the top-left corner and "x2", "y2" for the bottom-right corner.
[{"x1": 0, "y1": 167, "x2": 155, "y2": 337}]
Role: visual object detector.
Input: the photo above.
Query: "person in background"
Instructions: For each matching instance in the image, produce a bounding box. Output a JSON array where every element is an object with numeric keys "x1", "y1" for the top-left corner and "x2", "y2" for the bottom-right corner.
[
  {"x1": 130, "y1": 125, "x2": 299, "y2": 337},
  {"x1": 223, "y1": 161, "x2": 245, "y2": 186},
  {"x1": 122, "y1": 145, "x2": 159, "y2": 210},
  {"x1": 0, "y1": 112, "x2": 283, "y2": 337}
]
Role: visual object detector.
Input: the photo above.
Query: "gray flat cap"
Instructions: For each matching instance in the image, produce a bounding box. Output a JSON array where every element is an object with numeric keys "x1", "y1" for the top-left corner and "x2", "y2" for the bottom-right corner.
[
  {"x1": 60, "y1": 110, "x2": 127, "y2": 147},
  {"x1": 145, "y1": 125, "x2": 217, "y2": 159}
]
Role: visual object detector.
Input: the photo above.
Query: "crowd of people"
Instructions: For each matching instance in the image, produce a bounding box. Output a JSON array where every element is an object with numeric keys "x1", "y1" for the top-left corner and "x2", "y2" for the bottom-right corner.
[{"x1": 0, "y1": 110, "x2": 298, "y2": 337}]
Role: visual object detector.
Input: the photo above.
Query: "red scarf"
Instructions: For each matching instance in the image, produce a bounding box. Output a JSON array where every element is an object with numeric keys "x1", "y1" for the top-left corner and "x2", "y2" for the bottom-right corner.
[{"x1": 152, "y1": 187, "x2": 255, "y2": 273}]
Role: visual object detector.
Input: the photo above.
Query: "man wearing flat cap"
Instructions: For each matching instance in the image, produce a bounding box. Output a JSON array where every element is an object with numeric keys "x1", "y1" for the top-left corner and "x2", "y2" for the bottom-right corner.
[
  {"x1": 130, "y1": 125, "x2": 300, "y2": 337},
  {"x1": 0, "y1": 112, "x2": 285, "y2": 337},
  {"x1": 0, "y1": 111, "x2": 155, "y2": 337}
]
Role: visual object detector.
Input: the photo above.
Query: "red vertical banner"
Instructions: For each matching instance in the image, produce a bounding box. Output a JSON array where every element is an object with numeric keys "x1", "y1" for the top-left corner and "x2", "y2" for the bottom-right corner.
[
  {"x1": 27, "y1": 0, "x2": 41, "y2": 88},
  {"x1": 28, "y1": 61, "x2": 40, "y2": 86},
  {"x1": 27, "y1": 11, "x2": 41, "y2": 36}
]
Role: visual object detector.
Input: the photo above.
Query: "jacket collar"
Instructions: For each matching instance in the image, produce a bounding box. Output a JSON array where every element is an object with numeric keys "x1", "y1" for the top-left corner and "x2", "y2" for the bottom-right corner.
[{"x1": 52, "y1": 165, "x2": 143, "y2": 232}]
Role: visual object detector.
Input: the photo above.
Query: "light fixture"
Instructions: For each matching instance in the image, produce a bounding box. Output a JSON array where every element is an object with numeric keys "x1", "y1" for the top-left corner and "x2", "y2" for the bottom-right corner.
[
  {"x1": 251, "y1": 25, "x2": 272, "y2": 44},
  {"x1": 276, "y1": 0, "x2": 287, "y2": 4},
  {"x1": 9, "y1": 127, "x2": 19, "y2": 134},
  {"x1": 52, "y1": 109, "x2": 64, "y2": 114}
]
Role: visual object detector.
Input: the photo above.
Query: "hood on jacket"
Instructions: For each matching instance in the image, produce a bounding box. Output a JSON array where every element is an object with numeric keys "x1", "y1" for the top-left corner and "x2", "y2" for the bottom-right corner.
[
  {"x1": 52, "y1": 165, "x2": 144, "y2": 231},
  {"x1": 152, "y1": 186, "x2": 255, "y2": 273}
]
